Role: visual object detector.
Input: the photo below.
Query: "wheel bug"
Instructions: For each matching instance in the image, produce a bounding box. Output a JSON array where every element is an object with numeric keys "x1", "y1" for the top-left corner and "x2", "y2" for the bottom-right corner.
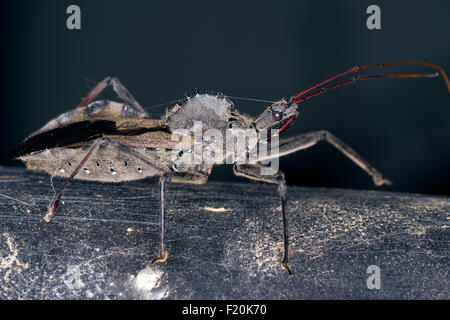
[{"x1": 10, "y1": 61, "x2": 450, "y2": 275}]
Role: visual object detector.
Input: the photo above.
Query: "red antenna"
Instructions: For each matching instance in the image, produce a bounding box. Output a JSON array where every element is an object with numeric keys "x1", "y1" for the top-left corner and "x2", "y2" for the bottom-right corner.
[
  {"x1": 289, "y1": 61, "x2": 450, "y2": 104},
  {"x1": 267, "y1": 61, "x2": 450, "y2": 141}
]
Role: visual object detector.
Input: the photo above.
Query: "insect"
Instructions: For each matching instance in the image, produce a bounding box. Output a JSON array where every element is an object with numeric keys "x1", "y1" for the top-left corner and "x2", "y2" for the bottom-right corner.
[{"x1": 10, "y1": 61, "x2": 449, "y2": 275}]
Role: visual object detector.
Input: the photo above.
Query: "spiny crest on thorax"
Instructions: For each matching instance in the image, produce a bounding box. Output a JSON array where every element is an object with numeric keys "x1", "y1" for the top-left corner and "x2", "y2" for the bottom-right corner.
[{"x1": 163, "y1": 93, "x2": 240, "y2": 134}]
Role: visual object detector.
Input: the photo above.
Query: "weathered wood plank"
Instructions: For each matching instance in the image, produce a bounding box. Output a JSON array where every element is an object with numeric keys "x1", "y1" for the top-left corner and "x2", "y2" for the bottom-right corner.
[{"x1": 0, "y1": 166, "x2": 448, "y2": 299}]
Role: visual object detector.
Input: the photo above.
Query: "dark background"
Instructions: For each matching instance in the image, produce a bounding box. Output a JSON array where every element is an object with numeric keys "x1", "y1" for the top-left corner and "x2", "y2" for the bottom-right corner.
[{"x1": 1, "y1": 0, "x2": 449, "y2": 195}]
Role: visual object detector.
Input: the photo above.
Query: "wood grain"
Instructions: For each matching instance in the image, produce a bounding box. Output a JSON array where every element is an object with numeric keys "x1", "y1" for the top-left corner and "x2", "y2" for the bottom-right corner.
[{"x1": 0, "y1": 166, "x2": 448, "y2": 299}]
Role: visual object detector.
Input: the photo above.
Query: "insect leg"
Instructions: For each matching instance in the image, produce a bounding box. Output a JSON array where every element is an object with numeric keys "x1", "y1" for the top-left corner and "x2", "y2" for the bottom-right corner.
[
  {"x1": 78, "y1": 77, "x2": 147, "y2": 117},
  {"x1": 233, "y1": 164, "x2": 291, "y2": 275},
  {"x1": 73, "y1": 137, "x2": 175, "y2": 265},
  {"x1": 108, "y1": 77, "x2": 147, "y2": 116},
  {"x1": 262, "y1": 130, "x2": 392, "y2": 186},
  {"x1": 152, "y1": 174, "x2": 168, "y2": 264},
  {"x1": 167, "y1": 171, "x2": 210, "y2": 184},
  {"x1": 44, "y1": 139, "x2": 103, "y2": 222},
  {"x1": 151, "y1": 171, "x2": 209, "y2": 265},
  {"x1": 78, "y1": 77, "x2": 111, "y2": 108},
  {"x1": 45, "y1": 136, "x2": 168, "y2": 222}
]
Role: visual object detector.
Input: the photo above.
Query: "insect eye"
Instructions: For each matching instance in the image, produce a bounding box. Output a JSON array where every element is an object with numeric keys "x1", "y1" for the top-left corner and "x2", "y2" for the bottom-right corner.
[{"x1": 272, "y1": 111, "x2": 283, "y2": 121}]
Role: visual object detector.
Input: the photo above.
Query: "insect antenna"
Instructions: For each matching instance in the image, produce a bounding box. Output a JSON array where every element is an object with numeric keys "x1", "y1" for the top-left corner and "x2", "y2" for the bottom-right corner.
[
  {"x1": 291, "y1": 71, "x2": 441, "y2": 104},
  {"x1": 269, "y1": 62, "x2": 449, "y2": 141},
  {"x1": 289, "y1": 61, "x2": 450, "y2": 104}
]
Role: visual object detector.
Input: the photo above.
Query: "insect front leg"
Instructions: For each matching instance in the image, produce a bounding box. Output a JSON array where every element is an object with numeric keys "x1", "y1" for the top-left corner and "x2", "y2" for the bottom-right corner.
[
  {"x1": 233, "y1": 163, "x2": 291, "y2": 275},
  {"x1": 271, "y1": 130, "x2": 392, "y2": 186}
]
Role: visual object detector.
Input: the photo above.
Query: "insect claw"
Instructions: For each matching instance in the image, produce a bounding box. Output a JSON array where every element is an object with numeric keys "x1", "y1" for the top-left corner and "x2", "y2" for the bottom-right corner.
[
  {"x1": 281, "y1": 262, "x2": 292, "y2": 276},
  {"x1": 44, "y1": 199, "x2": 60, "y2": 222},
  {"x1": 151, "y1": 250, "x2": 168, "y2": 265},
  {"x1": 373, "y1": 175, "x2": 393, "y2": 186},
  {"x1": 43, "y1": 207, "x2": 55, "y2": 222},
  {"x1": 281, "y1": 246, "x2": 292, "y2": 275}
]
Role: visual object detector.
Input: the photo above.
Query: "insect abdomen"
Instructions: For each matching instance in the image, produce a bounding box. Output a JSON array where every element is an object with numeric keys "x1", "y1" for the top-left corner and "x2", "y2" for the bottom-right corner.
[{"x1": 20, "y1": 145, "x2": 165, "y2": 182}]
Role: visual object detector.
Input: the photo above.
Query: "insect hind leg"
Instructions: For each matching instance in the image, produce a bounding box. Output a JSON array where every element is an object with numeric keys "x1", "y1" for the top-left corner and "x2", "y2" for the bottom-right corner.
[
  {"x1": 78, "y1": 77, "x2": 148, "y2": 117},
  {"x1": 44, "y1": 138, "x2": 104, "y2": 222}
]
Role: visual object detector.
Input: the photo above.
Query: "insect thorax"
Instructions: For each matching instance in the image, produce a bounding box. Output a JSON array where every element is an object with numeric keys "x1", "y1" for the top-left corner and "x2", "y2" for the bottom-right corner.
[
  {"x1": 163, "y1": 94, "x2": 259, "y2": 172},
  {"x1": 164, "y1": 93, "x2": 252, "y2": 133}
]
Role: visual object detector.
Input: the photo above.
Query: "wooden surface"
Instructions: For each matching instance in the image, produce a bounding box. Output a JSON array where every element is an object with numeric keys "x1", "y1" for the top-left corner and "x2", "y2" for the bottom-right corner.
[{"x1": 0, "y1": 166, "x2": 448, "y2": 299}]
